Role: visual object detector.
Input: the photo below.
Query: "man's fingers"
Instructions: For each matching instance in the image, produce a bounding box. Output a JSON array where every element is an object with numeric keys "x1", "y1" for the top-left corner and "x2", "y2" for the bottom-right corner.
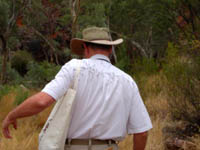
[
  {"x1": 13, "y1": 121, "x2": 17, "y2": 130},
  {"x1": 2, "y1": 116, "x2": 15, "y2": 138},
  {"x1": 2, "y1": 127, "x2": 12, "y2": 139}
]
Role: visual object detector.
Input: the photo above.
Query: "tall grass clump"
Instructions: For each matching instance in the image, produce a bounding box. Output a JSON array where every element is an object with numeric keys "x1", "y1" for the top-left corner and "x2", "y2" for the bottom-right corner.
[
  {"x1": 129, "y1": 57, "x2": 160, "y2": 99},
  {"x1": 163, "y1": 42, "x2": 200, "y2": 134},
  {"x1": 131, "y1": 58, "x2": 159, "y2": 76}
]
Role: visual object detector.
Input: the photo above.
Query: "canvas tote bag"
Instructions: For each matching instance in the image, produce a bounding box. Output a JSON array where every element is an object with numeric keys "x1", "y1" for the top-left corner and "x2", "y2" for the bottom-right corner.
[{"x1": 39, "y1": 60, "x2": 82, "y2": 150}]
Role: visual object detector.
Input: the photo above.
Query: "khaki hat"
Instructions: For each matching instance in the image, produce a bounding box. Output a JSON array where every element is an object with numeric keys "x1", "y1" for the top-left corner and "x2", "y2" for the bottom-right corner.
[{"x1": 70, "y1": 27, "x2": 123, "y2": 56}]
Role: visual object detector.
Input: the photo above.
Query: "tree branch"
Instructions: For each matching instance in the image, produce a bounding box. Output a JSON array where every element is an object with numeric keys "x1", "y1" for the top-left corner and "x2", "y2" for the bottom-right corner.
[
  {"x1": 0, "y1": 35, "x2": 6, "y2": 53},
  {"x1": 108, "y1": 21, "x2": 117, "y2": 63},
  {"x1": 7, "y1": 0, "x2": 16, "y2": 31},
  {"x1": 110, "y1": 30, "x2": 148, "y2": 58},
  {"x1": 70, "y1": 0, "x2": 80, "y2": 37},
  {"x1": 131, "y1": 40, "x2": 148, "y2": 58},
  {"x1": 32, "y1": 27, "x2": 59, "y2": 65}
]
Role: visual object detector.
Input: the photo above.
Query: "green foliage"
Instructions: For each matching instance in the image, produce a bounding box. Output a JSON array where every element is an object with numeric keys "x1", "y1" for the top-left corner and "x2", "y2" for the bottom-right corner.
[
  {"x1": 0, "y1": 56, "x2": 23, "y2": 84},
  {"x1": 25, "y1": 61, "x2": 61, "y2": 88},
  {"x1": 11, "y1": 50, "x2": 33, "y2": 76},
  {"x1": 115, "y1": 44, "x2": 131, "y2": 72},
  {"x1": 0, "y1": 85, "x2": 11, "y2": 101},
  {"x1": 109, "y1": 0, "x2": 177, "y2": 58},
  {"x1": 76, "y1": 1, "x2": 108, "y2": 37},
  {"x1": 0, "y1": 0, "x2": 10, "y2": 34},
  {"x1": 7, "y1": 36, "x2": 20, "y2": 50},
  {"x1": 6, "y1": 65, "x2": 23, "y2": 84},
  {"x1": 14, "y1": 87, "x2": 30, "y2": 105},
  {"x1": 131, "y1": 58, "x2": 159, "y2": 76},
  {"x1": 57, "y1": 12, "x2": 71, "y2": 27},
  {"x1": 163, "y1": 43, "x2": 200, "y2": 126},
  {"x1": 24, "y1": 0, "x2": 48, "y2": 29},
  {"x1": 166, "y1": 42, "x2": 178, "y2": 61}
]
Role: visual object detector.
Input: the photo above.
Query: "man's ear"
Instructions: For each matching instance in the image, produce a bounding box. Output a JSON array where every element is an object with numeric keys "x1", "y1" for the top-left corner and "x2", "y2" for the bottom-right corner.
[
  {"x1": 83, "y1": 43, "x2": 89, "y2": 58},
  {"x1": 83, "y1": 43, "x2": 87, "y2": 49}
]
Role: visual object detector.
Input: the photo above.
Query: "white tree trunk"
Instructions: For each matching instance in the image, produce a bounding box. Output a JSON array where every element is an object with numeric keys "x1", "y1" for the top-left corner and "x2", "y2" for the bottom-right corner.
[{"x1": 131, "y1": 40, "x2": 148, "y2": 58}]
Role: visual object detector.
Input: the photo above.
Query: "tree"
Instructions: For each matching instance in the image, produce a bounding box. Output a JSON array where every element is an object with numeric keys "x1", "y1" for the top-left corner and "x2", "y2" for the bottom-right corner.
[
  {"x1": 0, "y1": 0, "x2": 17, "y2": 84},
  {"x1": 108, "y1": 0, "x2": 178, "y2": 59}
]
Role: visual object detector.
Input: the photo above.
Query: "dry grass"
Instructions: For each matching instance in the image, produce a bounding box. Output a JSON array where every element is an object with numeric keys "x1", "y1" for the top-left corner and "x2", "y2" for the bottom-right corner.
[
  {"x1": 0, "y1": 91, "x2": 53, "y2": 150},
  {"x1": 118, "y1": 116, "x2": 166, "y2": 150},
  {"x1": 0, "y1": 74, "x2": 199, "y2": 150}
]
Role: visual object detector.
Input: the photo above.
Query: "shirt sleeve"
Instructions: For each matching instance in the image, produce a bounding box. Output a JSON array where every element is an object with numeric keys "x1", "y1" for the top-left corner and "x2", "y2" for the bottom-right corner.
[
  {"x1": 127, "y1": 82, "x2": 153, "y2": 134},
  {"x1": 41, "y1": 59, "x2": 76, "y2": 101}
]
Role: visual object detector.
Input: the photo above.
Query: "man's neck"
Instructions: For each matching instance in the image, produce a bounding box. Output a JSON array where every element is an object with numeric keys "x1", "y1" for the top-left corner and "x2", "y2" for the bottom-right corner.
[{"x1": 89, "y1": 50, "x2": 110, "y2": 58}]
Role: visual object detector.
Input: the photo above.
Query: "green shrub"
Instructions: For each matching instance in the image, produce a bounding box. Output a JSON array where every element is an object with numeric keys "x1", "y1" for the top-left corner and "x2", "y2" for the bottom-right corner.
[
  {"x1": 11, "y1": 50, "x2": 33, "y2": 76},
  {"x1": 115, "y1": 44, "x2": 131, "y2": 72},
  {"x1": 0, "y1": 85, "x2": 11, "y2": 101},
  {"x1": 163, "y1": 42, "x2": 200, "y2": 128},
  {"x1": 0, "y1": 0, "x2": 9, "y2": 34},
  {"x1": 0, "y1": 56, "x2": 23, "y2": 84},
  {"x1": 131, "y1": 58, "x2": 159, "y2": 76},
  {"x1": 24, "y1": 61, "x2": 61, "y2": 88},
  {"x1": 14, "y1": 87, "x2": 30, "y2": 105}
]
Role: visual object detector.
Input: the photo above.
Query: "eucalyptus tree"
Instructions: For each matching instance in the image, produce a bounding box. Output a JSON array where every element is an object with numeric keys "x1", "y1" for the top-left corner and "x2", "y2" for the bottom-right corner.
[
  {"x1": 108, "y1": 0, "x2": 178, "y2": 59},
  {"x1": 0, "y1": 0, "x2": 20, "y2": 84}
]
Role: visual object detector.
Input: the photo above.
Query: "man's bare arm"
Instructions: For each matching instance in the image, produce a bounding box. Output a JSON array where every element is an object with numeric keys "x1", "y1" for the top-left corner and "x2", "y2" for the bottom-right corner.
[
  {"x1": 133, "y1": 131, "x2": 148, "y2": 150},
  {"x1": 2, "y1": 92, "x2": 55, "y2": 138}
]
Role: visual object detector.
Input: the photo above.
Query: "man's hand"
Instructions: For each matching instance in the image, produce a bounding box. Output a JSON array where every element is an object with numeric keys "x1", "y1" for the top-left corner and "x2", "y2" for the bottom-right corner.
[
  {"x1": 2, "y1": 115, "x2": 17, "y2": 138},
  {"x1": 133, "y1": 131, "x2": 148, "y2": 150},
  {"x1": 2, "y1": 92, "x2": 55, "y2": 139}
]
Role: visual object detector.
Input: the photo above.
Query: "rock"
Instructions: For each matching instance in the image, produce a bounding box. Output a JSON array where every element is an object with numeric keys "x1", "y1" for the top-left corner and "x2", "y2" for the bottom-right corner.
[{"x1": 165, "y1": 137, "x2": 196, "y2": 150}]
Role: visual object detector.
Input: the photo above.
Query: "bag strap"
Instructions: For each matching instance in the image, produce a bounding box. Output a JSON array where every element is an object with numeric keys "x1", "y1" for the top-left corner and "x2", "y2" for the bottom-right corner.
[{"x1": 73, "y1": 60, "x2": 82, "y2": 90}]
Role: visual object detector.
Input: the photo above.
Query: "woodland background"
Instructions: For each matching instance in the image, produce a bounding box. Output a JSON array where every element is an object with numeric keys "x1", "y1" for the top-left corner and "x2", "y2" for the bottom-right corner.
[{"x1": 0, "y1": 0, "x2": 200, "y2": 149}]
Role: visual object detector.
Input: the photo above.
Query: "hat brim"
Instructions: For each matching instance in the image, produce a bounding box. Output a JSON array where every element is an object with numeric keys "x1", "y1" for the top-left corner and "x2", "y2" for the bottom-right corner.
[{"x1": 70, "y1": 38, "x2": 123, "y2": 56}]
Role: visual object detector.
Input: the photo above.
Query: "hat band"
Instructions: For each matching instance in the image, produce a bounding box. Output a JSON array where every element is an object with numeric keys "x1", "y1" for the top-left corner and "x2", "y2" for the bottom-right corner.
[{"x1": 87, "y1": 39, "x2": 111, "y2": 42}]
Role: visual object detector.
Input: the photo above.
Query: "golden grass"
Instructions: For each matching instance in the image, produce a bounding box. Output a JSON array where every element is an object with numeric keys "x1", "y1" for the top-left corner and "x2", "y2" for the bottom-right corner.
[
  {"x1": 118, "y1": 116, "x2": 166, "y2": 150},
  {"x1": 0, "y1": 91, "x2": 53, "y2": 150}
]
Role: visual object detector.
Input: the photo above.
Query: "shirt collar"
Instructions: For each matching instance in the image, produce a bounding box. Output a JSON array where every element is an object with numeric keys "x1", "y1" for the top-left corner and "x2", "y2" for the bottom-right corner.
[{"x1": 90, "y1": 54, "x2": 110, "y2": 63}]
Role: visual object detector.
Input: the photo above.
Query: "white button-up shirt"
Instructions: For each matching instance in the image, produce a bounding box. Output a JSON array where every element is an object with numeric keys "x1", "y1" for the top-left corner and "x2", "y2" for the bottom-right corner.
[{"x1": 42, "y1": 54, "x2": 152, "y2": 141}]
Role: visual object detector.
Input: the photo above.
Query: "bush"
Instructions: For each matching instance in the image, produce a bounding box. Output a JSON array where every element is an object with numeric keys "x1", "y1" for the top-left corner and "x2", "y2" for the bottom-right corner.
[
  {"x1": 0, "y1": 56, "x2": 23, "y2": 84},
  {"x1": 14, "y1": 87, "x2": 30, "y2": 105},
  {"x1": 163, "y1": 42, "x2": 200, "y2": 129},
  {"x1": 131, "y1": 58, "x2": 159, "y2": 76},
  {"x1": 115, "y1": 44, "x2": 131, "y2": 72},
  {"x1": 24, "y1": 61, "x2": 61, "y2": 88},
  {"x1": 0, "y1": 85, "x2": 11, "y2": 101},
  {"x1": 0, "y1": 0, "x2": 10, "y2": 34},
  {"x1": 11, "y1": 50, "x2": 33, "y2": 76}
]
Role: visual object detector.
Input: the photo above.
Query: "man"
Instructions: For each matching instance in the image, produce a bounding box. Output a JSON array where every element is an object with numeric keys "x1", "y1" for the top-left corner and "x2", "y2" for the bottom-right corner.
[{"x1": 2, "y1": 27, "x2": 152, "y2": 150}]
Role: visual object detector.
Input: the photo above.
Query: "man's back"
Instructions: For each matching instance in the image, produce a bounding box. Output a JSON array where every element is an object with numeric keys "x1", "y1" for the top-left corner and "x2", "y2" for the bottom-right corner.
[{"x1": 42, "y1": 54, "x2": 152, "y2": 141}]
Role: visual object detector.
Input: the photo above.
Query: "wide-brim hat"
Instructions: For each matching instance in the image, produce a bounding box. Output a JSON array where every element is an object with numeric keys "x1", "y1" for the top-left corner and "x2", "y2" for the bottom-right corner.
[{"x1": 70, "y1": 27, "x2": 123, "y2": 56}]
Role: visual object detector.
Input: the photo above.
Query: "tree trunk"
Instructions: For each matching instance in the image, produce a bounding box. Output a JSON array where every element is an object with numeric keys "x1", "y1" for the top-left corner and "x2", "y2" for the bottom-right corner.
[
  {"x1": 1, "y1": 49, "x2": 8, "y2": 84},
  {"x1": 0, "y1": 35, "x2": 8, "y2": 84},
  {"x1": 32, "y1": 27, "x2": 59, "y2": 65},
  {"x1": 131, "y1": 40, "x2": 148, "y2": 58},
  {"x1": 70, "y1": 0, "x2": 80, "y2": 38}
]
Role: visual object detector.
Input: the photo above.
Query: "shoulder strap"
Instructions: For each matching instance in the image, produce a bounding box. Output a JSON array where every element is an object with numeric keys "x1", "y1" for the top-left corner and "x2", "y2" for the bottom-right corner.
[{"x1": 73, "y1": 60, "x2": 82, "y2": 90}]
